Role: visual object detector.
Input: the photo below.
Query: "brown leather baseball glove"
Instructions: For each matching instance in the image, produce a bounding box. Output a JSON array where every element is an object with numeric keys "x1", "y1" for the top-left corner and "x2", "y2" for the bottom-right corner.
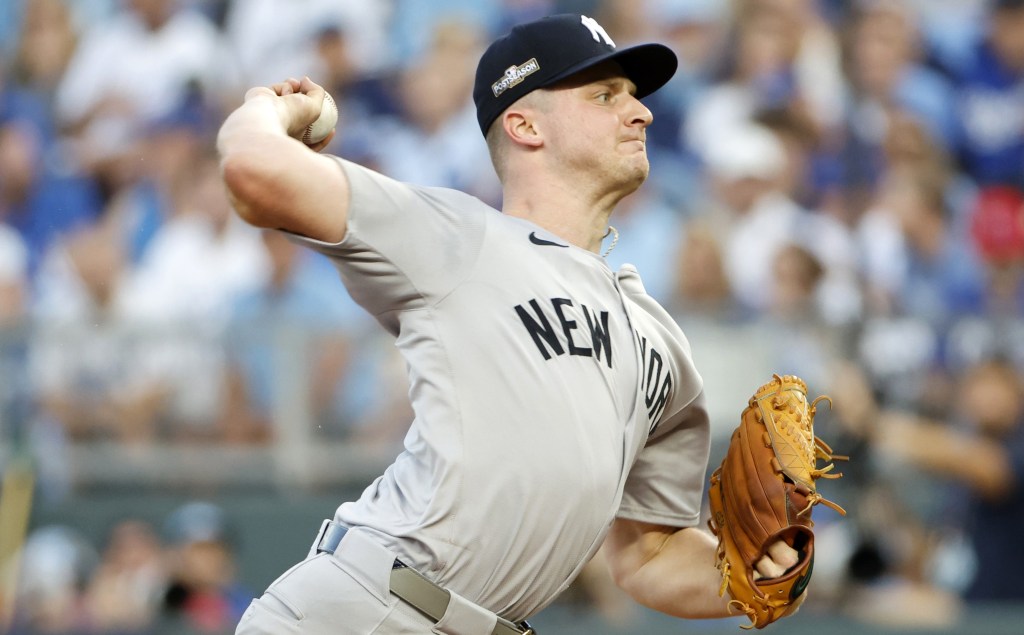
[{"x1": 707, "y1": 374, "x2": 846, "y2": 629}]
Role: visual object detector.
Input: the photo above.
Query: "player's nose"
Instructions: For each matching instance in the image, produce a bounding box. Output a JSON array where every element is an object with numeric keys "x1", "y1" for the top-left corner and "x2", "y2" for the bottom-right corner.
[{"x1": 627, "y1": 96, "x2": 653, "y2": 128}]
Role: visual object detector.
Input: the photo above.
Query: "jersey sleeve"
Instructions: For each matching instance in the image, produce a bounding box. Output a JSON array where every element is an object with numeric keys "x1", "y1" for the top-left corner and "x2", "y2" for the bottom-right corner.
[
  {"x1": 285, "y1": 158, "x2": 489, "y2": 329},
  {"x1": 617, "y1": 391, "x2": 711, "y2": 527}
]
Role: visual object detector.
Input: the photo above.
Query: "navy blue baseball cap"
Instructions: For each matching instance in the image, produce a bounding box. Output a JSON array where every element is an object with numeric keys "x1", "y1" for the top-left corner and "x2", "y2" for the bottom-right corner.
[{"x1": 473, "y1": 14, "x2": 678, "y2": 136}]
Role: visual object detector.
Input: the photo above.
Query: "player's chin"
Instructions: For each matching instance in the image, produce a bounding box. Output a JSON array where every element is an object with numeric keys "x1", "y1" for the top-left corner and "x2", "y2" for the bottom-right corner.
[
  {"x1": 620, "y1": 156, "x2": 650, "y2": 185},
  {"x1": 616, "y1": 168, "x2": 648, "y2": 196}
]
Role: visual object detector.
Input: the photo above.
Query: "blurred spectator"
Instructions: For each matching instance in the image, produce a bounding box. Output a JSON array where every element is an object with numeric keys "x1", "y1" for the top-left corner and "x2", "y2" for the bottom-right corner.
[
  {"x1": 28, "y1": 222, "x2": 169, "y2": 444},
  {"x1": 223, "y1": 0, "x2": 393, "y2": 86},
  {"x1": 116, "y1": 152, "x2": 270, "y2": 439},
  {"x1": 968, "y1": 184, "x2": 1024, "y2": 318},
  {"x1": 945, "y1": 0, "x2": 1024, "y2": 186},
  {"x1": 840, "y1": 1, "x2": 957, "y2": 153},
  {"x1": 668, "y1": 219, "x2": 736, "y2": 321},
  {"x1": 937, "y1": 181, "x2": 1024, "y2": 387},
  {"x1": 762, "y1": 244, "x2": 841, "y2": 387},
  {"x1": 641, "y1": 0, "x2": 729, "y2": 206},
  {"x1": 970, "y1": 184, "x2": 1024, "y2": 266},
  {"x1": 98, "y1": 112, "x2": 216, "y2": 268},
  {"x1": 222, "y1": 230, "x2": 368, "y2": 443},
  {"x1": 0, "y1": 120, "x2": 103, "y2": 279},
  {"x1": 855, "y1": 113, "x2": 977, "y2": 315},
  {"x1": 858, "y1": 164, "x2": 986, "y2": 328},
  {"x1": 602, "y1": 188, "x2": 687, "y2": 304},
  {"x1": 906, "y1": 0, "x2": 989, "y2": 77},
  {"x1": 343, "y1": 333, "x2": 417, "y2": 450},
  {"x1": 121, "y1": 152, "x2": 269, "y2": 331},
  {"x1": 305, "y1": 23, "x2": 399, "y2": 159},
  {"x1": 363, "y1": 19, "x2": 500, "y2": 203},
  {"x1": 645, "y1": 0, "x2": 729, "y2": 138},
  {"x1": 770, "y1": 243, "x2": 825, "y2": 321},
  {"x1": 701, "y1": 122, "x2": 861, "y2": 324},
  {"x1": 685, "y1": 0, "x2": 844, "y2": 159},
  {"x1": 760, "y1": 0, "x2": 847, "y2": 133},
  {"x1": 946, "y1": 313, "x2": 1024, "y2": 381},
  {"x1": 833, "y1": 3, "x2": 964, "y2": 230},
  {"x1": 824, "y1": 361, "x2": 965, "y2": 629},
  {"x1": 867, "y1": 358, "x2": 1024, "y2": 601},
  {"x1": 837, "y1": 486, "x2": 963, "y2": 629},
  {"x1": 11, "y1": 525, "x2": 98, "y2": 634},
  {"x1": 880, "y1": 110, "x2": 978, "y2": 230},
  {"x1": 85, "y1": 519, "x2": 167, "y2": 633},
  {"x1": 53, "y1": 0, "x2": 240, "y2": 195},
  {"x1": 387, "y1": 0, "x2": 517, "y2": 66},
  {"x1": 161, "y1": 501, "x2": 251, "y2": 633},
  {"x1": 754, "y1": 105, "x2": 844, "y2": 215},
  {"x1": 592, "y1": 0, "x2": 658, "y2": 47},
  {"x1": 8, "y1": 0, "x2": 79, "y2": 103}
]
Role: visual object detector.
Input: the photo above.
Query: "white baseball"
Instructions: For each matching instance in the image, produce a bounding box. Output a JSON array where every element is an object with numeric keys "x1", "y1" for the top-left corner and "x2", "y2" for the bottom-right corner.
[{"x1": 303, "y1": 92, "x2": 338, "y2": 145}]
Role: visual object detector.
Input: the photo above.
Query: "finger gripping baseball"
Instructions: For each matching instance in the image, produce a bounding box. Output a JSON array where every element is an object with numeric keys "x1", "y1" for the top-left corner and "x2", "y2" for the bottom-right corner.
[
  {"x1": 707, "y1": 374, "x2": 846, "y2": 629},
  {"x1": 303, "y1": 92, "x2": 338, "y2": 145}
]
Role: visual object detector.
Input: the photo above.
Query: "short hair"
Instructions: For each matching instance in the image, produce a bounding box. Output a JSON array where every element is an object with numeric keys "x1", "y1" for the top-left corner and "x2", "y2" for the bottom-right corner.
[
  {"x1": 485, "y1": 120, "x2": 509, "y2": 182},
  {"x1": 484, "y1": 90, "x2": 552, "y2": 181}
]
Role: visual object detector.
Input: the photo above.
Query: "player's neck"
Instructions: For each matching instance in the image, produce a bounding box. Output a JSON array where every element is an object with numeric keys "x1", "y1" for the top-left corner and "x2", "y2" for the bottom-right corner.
[{"x1": 501, "y1": 176, "x2": 624, "y2": 253}]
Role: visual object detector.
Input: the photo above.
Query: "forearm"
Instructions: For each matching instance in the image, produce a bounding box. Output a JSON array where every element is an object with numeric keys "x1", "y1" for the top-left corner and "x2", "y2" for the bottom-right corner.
[
  {"x1": 605, "y1": 520, "x2": 732, "y2": 619},
  {"x1": 215, "y1": 78, "x2": 349, "y2": 242},
  {"x1": 877, "y1": 413, "x2": 1013, "y2": 499},
  {"x1": 902, "y1": 422, "x2": 1013, "y2": 499},
  {"x1": 217, "y1": 95, "x2": 306, "y2": 224}
]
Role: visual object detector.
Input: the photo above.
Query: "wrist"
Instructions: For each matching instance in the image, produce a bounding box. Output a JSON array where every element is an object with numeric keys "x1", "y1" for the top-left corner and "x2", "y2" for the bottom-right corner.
[{"x1": 218, "y1": 96, "x2": 291, "y2": 149}]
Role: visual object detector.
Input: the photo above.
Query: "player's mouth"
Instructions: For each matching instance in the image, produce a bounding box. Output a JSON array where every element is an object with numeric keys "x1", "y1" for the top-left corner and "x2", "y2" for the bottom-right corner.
[{"x1": 620, "y1": 138, "x2": 646, "y2": 152}]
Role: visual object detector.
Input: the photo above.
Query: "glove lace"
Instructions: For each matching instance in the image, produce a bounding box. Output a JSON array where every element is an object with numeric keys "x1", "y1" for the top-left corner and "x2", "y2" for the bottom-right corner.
[
  {"x1": 727, "y1": 600, "x2": 758, "y2": 630},
  {"x1": 811, "y1": 435, "x2": 848, "y2": 482},
  {"x1": 798, "y1": 491, "x2": 847, "y2": 517}
]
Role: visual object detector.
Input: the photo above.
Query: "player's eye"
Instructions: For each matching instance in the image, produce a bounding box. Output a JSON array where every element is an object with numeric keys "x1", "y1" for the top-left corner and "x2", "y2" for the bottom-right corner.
[{"x1": 595, "y1": 91, "x2": 611, "y2": 103}]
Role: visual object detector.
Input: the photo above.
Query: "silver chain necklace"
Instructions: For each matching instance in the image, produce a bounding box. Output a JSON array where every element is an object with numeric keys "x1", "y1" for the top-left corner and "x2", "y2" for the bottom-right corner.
[{"x1": 601, "y1": 225, "x2": 619, "y2": 258}]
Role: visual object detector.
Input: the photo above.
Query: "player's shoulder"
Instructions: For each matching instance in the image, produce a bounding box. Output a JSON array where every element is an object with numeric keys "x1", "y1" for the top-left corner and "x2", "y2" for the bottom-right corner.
[
  {"x1": 339, "y1": 157, "x2": 499, "y2": 216},
  {"x1": 418, "y1": 183, "x2": 498, "y2": 216}
]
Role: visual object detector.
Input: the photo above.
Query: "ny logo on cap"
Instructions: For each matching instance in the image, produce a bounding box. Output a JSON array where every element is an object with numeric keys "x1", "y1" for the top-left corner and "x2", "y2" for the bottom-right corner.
[{"x1": 581, "y1": 15, "x2": 615, "y2": 47}]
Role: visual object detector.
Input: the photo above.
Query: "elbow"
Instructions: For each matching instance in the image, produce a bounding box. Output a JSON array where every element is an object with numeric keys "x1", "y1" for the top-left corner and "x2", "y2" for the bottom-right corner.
[
  {"x1": 971, "y1": 445, "x2": 1015, "y2": 501},
  {"x1": 219, "y1": 152, "x2": 273, "y2": 228},
  {"x1": 976, "y1": 466, "x2": 1014, "y2": 501},
  {"x1": 606, "y1": 560, "x2": 636, "y2": 598}
]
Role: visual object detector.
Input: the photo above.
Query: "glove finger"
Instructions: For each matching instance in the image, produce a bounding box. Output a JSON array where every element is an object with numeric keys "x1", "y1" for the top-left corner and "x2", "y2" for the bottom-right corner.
[
  {"x1": 755, "y1": 553, "x2": 788, "y2": 579},
  {"x1": 766, "y1": 539, "x2": 800, "y2": 571}
]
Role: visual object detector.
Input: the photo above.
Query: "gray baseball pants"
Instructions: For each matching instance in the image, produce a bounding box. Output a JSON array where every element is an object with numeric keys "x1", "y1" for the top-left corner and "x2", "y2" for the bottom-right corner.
[{"x1": 235, "y1": 525, "x2": 506, "y2": 634}]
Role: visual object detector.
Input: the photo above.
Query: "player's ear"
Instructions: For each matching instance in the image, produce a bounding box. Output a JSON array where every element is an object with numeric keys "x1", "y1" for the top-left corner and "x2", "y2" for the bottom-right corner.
[{"x1": 503, "y1": 108, "x2": 544, "y2": 149}]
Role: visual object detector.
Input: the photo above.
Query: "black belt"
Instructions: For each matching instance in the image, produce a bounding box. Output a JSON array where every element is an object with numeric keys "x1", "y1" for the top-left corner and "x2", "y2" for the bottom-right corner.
[{"x1": 316, "y1": 522, "x2": 534, "y2": 635}]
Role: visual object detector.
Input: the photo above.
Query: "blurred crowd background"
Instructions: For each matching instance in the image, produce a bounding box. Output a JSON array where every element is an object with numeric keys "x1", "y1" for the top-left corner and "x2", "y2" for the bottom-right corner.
[{"x1": 0, "y1": 0, "x2": 1022, "y2": 633}]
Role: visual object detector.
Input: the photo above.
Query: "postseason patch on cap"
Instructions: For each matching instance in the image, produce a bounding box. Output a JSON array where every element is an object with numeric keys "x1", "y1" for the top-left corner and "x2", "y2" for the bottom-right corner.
[
  {"x1": 472, "y1": 13, "x2": 678, "y2": 135},
  {"x1": 492, "y1": 58, "x2": 540, "y2": 97}
]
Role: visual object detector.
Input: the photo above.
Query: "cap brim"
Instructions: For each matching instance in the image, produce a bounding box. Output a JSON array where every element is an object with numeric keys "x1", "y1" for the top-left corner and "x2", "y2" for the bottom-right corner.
[{"x1": 540, "y1": 42, "x2": 677, "y2": 99}]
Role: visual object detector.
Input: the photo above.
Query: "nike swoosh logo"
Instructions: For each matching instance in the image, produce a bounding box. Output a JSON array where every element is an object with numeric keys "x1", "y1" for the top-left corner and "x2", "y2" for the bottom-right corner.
[
  {"x1": 529, "y1": 232, "x2": 569, "y2": 248},
  {"x1": 789, "y1": 554, "x2": 813, "y2": 600}
]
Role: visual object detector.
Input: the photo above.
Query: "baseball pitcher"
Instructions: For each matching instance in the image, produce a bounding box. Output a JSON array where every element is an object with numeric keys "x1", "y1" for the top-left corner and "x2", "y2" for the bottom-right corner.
[{"x1": 218, "y1": 13, "x2": 841, "y2": 635}]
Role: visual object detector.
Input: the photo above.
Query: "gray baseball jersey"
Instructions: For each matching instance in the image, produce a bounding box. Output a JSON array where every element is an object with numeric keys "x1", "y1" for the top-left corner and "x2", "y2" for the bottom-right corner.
[{"x1": 289, "y1": 158, "x2": 711, "y2": 622}]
